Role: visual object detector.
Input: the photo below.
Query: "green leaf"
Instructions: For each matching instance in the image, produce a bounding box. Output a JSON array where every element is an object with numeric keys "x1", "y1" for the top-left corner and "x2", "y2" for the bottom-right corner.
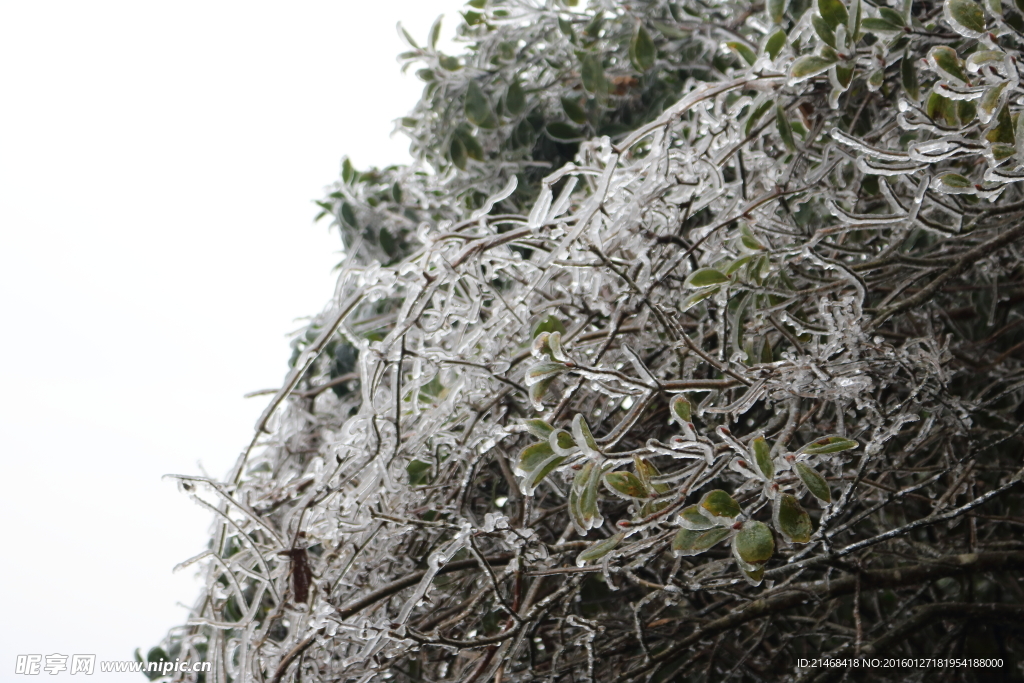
[
  {"x1": 580, "y1": 53, "x2": 606, "y2": 95},
  {"x1": 699, "y1": 489, "x2": 742, "y2": 520},
  {"x1": 795, "y1": 462, "x2": 832, "y2": 503},
  {"x1": 812, "y1": 14, "x2": 837, "y2": 47},
  {"x1": 752, "y1": 436, "x2": 775, "y2": 479},
  {"x1": 576, "y1": 533, "x2": 625, "y2": 564},
  {"x1": 982, "y1": 88, "x2": 1011, "y2": 129},
  {"x1": 945, "y1": 0, "x2": 986, "y2": 36},
  {"x1": 848, "y1": 0, "x2": 862, "y2": 39},
  {"x1": 525, "y1": 361, "x2": 566, "y2": 386},
  {"x1": 799, "y1": 435, "x2": 859, "y2": 455},
  {"x1": 572, "y1": 414, "x2": 600, "y2": 454},
  {"x1": 506, "y1": 80, "x2": 527, "y2": 116},
  {"x1": 741, "y1": 564, "x2": 766, "y2": 585},
  {"x1": 745, "y1": 99, "x2": 774, "y2": 136},
  {"x1": 818, "y1": 0, "x2": 849, "y2": 29},
  {"x1": 552, "y1": 429, "x2": 576, "y2": 451},
  {"x1": 766, "y1": 30, "x2": 787, "y2": 59},
  {"x1": 938, "y1": 173, "x2": 973, "y2": 190},
  {"x1": 726, "y1": 41, "x2": 757, "y2": 66},
  {"x1": 527, "y1": 455, "x2": 566, "y2": 490},
  {"x1": 879, "y1": 6, "x2": 907, "y2": 25},
  {"x1": 685, "y1": 268, "x2": 730, "y2": 288},
  {"x1": 341, "y1": 202, "x2": 358, "y2": 228},
  {"x1": 734, "y1": 520, "x2": 775, "y2": 563},
  {"x1": 455, "y1": 125, "x2": 484, "y2": 161},
  {"x1": 776, "y1": 104, "x2": 796, "y2": 151},
  {"x1": 630, "y1": 25, "x2": 657, "y2": 71},
  {"x1": 407, "y1": 459, "x2": 432, "y2": 486},
  {"x1": 768, "y1": 0, "x2": 788, "y2": 24},
  {"x1": 604, "y1": 471, "x2": 650, "y2": 498},
  {"x1": 465, "y1": 81, "x2": 498, "y2": 129},
  {"x1": 862, "y1": 17, "x2": 903, "y2": 32},
  {"x1": 672, "y1": 527, "x2": 731, "y2": 556},
  {"x1": 683, "y1": 286, "x2": 720, "y2": 310},
  {"x1": 790, "y1": 54, "x2": 838, "y2": 82},
  {"x1": 929, "y1": 46, "x2": 967, "y2": 84},
  {"x1": 428, "y1": 16, "x2": 443, "y2": 49},
  {"x1": 671, "y1": 395, "x2": 692, "y2": 423},
  {"x1": 546, "y1": 121, "x2": 583, "y2": 140},
  {"x1": 901, "y1": 50, "x2": 920, "y2": 100},
  {"x1": 561, "y1": 96, "x2": 588, "y2": 124},
  {"x1": 774, "y1": 493, "x2": 813, "y2": 543},
  {"x1": 679, "y1": 504, "x2": 716, "y2": 530},
  {"x1": 518, "y1": 441, "x2": 555, "y2": 472}
]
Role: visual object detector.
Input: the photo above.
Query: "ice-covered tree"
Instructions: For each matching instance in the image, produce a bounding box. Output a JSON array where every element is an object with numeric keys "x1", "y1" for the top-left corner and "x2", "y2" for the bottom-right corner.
[{"x1": 153, "y1": 0, "x2": 1024, "y2": 680}]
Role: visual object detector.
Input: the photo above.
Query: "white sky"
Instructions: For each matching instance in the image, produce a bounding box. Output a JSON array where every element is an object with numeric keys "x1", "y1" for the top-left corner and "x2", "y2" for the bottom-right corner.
[{"x1": 0, "y1": 1, "x2": 465, "y2": 676}]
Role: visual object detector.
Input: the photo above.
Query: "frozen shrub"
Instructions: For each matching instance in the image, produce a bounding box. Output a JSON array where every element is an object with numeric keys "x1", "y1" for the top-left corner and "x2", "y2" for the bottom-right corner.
[{"x1": 155, "y1": 0, "x2": 1024, "y2": 681}]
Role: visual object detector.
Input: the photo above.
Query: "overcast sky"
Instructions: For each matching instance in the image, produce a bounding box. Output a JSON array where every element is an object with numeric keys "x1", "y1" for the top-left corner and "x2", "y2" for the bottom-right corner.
[{"x1": 0, "y1": 1, "x2": 465, "y2": 676}]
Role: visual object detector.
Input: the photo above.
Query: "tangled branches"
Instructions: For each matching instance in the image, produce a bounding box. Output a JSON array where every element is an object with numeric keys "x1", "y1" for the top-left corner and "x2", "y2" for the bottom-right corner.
[{"x1": 155, "y1": 0, "x2": 1024, "y2": 681}]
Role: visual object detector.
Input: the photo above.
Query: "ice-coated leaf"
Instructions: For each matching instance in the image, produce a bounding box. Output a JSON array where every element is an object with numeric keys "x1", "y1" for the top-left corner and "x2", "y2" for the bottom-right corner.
[
  {"x1": 407, "y1": 459, "x2": 432, "y2": 486},
  {"x1": 580, "y1": 462, "x2": 603, "y2": 529},
  {"x1": 671, "y1": 395, "x2": 692, "y2": 423},
  {"x1": 506, "y1": 79, "x2": 527, "y2": 116},
  {"x1": 774, "y1": 493, "x2": 813, "y2": 543},
  {"x1": 576, "y1": 533, "x2": 625, "y2": 565},
  {"x1": 604, "y1": 471, "x2": 650, "y2": 499},
  {"x1": 985, "y1": 103, "x2": 1015, "y2": 143},
  {"x1": 901, "y1": 49, "x2": 920, "y2": 100},
  {"x1": 572, "y1": 414, "x2": 600, "y2": 455},
  {"x1": 672, "y1": 527, "x2": 731, "y2": 556},
  {"x1": 523, "y1": 419, "x2": 555, "y2": 440},
  {"x1": 798, "y1": 435, "x2": 859, "y2": 455},
  {"x1": 525, "y1": 361, "x2": 566, "y2": 386},
  {"x1": 550, "y1": 428, "x2": 577, "y2": 454},
  {"x1": 683, "y1": 286, "x2": 720, "y2": 310},
  {"x1": 776, "y1": 104, "x2": 796, "y2": 152},
  {"x1": 685, "y1": 268, "x2": 730, "y2": 288},
  {"x1": 532, "y1": 314, "x2": 566, "y2": 338},
  {"x1": 928, "y1": 46, "x2": 967, "y2": 85},
  {"x1": 790, "y1": 54, "x2": 838, "y2": 82},
  {"x1": 766, "y1": 30, "x2": 787, "y2": 58},
  {"x1": 752, "y1": 436, "x2": 775, "y2": 480},
  {"x1": 679, "y1": 504, "x2": 717, "y2": 530},
  {"x1": 768, "y1": 0, "x2": 787, "y2": 24},
  {"x1": 726, "y1": 41, "x2": 756, "y2": 66},
  {"x1": 529, "y1": 376, "x2": 555, "y2": 410},
  {"x1": 862, "y1": 17, "x2": 902, "y2": 32},
  {"x1": 633, "y1": 456, "x2": 668, "y2": 493},
  {"x1": 795, "y1": 462, "x2": 832, "y2": 503},
  {"x1": 745, "y1": 99, "x2": 774, "y2": 136},
  {"x1": 518, "y1": 441, "x2": 555, "y2": 472},
  {"x1": 561, "y1": 96, "x2": 588, "y2": 124},
  {"x1": 580, "y1": 52, "x2": 606, "y2": 94},
  {"x1": 936, "y1": 173, "x2": 974, "y2": 194},
  {"x1": 465, "y1": 81, "x2": 498, "y2": 129},
  {"x1": 945, "y1": 0, "x2": 986, "y2": 36},
  {"x1": 818, "y1": 0, "x2": 849, "y2": 29},
  {"x1": 699, "y1": 489, "x2": 741, "y2": 520},
  {"x1": 526, "y1": 455, "x2": 566, "y2": 490},
  {"x1": 546, "y1": 121, "x2": 583, "y2": 140},
  {"x1": 741, "y1": 564, "x2": 766, "y2": 585},
  {"x1": 734, "y1": 520, "x2": 775, "y2": 564},
  {"x1": 630, "y1": 25, "x2": 656, "y2": 71},
  {"x1": 812, "y1": 14, "x2": 837, "y2": 47}
]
